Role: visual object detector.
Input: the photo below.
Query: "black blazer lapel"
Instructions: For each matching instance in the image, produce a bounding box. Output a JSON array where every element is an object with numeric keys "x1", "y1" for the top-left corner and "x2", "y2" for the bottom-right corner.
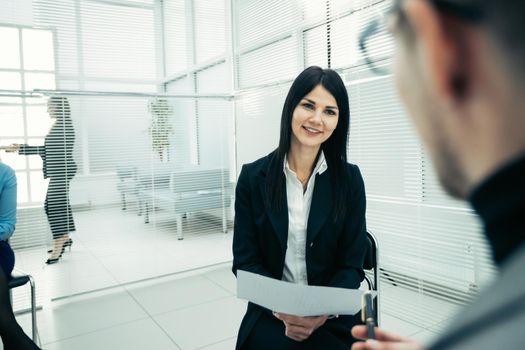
[
  {"x1": 307, "y1": 171, "x2": 332, "y2": 246},
  {"x1": 257, "y1": 171, "x2": 288, "y2": 249}
]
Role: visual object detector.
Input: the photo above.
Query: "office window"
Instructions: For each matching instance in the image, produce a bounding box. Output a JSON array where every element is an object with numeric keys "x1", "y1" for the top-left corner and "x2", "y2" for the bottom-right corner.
[
  {"x1": 33, "y1": 0, "x2": 159, "y2": 90},
  {"x1": 235, "y1": 0, "x2": 301, "y2": 49},
  {"x1": 0, "y1": 25, "x2": 56, "y2": 205},
  {"x1": 304, "y1": 25, "x2": 329, "y2": 68},
  {"x1": 33, "y1": 0, "x2": 79, "y2": 76},
  {"x1": 0, "y1": 26, "x2": 21, "y2": 69},
  {"x1": 194, "y1": 0, "x2": 227, "y2": 64},
  {"x1": 80, "y1": 2, "x2": 156, "y2": 81},
  {"x1": 163, "y1": 0, "x2": 189, "y2": 76},
  {"x1": 22, "y1": 28, "x2": 55, "y2": 70},
  {"x1": 238, "y1": 37, "x2": 299, "y2": 89}
]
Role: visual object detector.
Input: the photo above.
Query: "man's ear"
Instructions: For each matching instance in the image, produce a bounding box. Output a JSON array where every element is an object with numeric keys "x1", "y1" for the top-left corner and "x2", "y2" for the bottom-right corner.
[{"x1": 403, "y1": 0, "x2": 468, "y2": 102}]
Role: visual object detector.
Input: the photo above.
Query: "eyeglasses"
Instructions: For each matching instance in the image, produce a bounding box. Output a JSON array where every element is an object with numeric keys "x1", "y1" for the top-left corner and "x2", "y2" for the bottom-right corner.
[{"x1": 358, "y1": 0, "x2": 484, "y2": 74}]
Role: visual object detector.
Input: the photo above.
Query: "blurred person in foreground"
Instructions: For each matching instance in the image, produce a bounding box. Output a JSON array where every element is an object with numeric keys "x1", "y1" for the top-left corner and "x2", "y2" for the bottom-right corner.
[{"x1": 352, "y1": 0, "x2": 525, "y2": 349}]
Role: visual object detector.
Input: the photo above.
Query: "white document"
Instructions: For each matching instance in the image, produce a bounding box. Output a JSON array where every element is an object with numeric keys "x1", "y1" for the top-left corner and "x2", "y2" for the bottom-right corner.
[{"x1": 236, "y1": 270, "x2": 376, "y2": 317}]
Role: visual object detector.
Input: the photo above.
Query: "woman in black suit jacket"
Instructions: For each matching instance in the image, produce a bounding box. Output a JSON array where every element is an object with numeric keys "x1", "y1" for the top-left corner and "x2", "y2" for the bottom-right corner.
[
  {"x1": 232, "y1": 66, "x2": 368, "y2": 350},
  {"x1": 8, "y1": 97, "x2": 77, "y2": 265}
]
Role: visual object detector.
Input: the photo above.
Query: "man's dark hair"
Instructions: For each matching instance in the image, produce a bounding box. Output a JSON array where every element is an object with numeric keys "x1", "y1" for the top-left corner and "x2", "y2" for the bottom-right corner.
[
  {"x1": 459, "y1": 0, "x2": 525, "y2": 80},
  {"x1": 393, "y1": 0, "x2": 525, "y2": 82},
  {"x1": 404, "y1": 0, "x2": 525, "y2": 81}
]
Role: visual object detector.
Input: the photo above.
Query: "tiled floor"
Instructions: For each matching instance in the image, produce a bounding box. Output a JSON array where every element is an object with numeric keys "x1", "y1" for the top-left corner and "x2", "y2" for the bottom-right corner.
[
  {"x1": 10, "y1": 264, "x2": 243, "y2": 349},
  {"x1": 11, "y1": 206, "x2": 233, "y2": 309},
  {"x1": 5, "y1": 206, "x2": 459, "y2": 349},
  {"x1": 9, "y1": 264, "x2": 446, "y2": 350}
]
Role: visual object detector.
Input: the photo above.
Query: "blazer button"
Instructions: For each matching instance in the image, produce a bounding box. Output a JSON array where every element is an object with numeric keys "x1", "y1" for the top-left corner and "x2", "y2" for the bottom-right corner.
[{"x1": 310, "y1": 242, "x2": 314, "y2": 248}]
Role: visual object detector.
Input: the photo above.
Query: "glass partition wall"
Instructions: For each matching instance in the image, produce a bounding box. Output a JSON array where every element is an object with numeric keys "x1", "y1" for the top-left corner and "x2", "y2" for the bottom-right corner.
[
  {"x1": 3, "y1": 92, "x2": 234, "y2": 313},
  {"x1": 1, "y1": 0, "x2": 235, "y2": 313}
]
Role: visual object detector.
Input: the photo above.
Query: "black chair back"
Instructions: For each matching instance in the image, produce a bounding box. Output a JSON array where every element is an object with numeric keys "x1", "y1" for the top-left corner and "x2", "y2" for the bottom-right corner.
[
  {"x1": 363, "y1": 231, "x2": 379, "y2": 325},
  {"x1": 364, "y1": 233, "x2": 377, "y2": 270}
]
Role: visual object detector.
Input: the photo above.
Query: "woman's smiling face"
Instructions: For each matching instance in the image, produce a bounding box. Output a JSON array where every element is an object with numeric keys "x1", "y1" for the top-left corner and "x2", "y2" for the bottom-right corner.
[{"x1": 290, "y1": 84, "x2": 339, "y2": 150}]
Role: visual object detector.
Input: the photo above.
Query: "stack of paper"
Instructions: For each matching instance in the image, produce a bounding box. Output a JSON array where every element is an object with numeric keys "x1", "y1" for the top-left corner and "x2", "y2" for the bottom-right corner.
[{"x1": 236, "y1": 270, "x2": 376, "y2": 317}]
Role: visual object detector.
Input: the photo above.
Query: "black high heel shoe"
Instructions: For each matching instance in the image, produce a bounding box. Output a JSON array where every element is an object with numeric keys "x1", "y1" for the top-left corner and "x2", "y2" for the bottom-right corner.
[
  {"x1": 65, "y1": 238, "x2": 73, "y2": 248},
  {"x1": 45, "y1": 239, "x2": 70, "y2": 264},
  {"x1": 47, "y1": 246, "x2": 65, "y2": 257},
  {"x1": 45, "y1": 257, "x2": 61, "y2": 264},
  {"x1": 48, "y1": 238, "x2": 73, "y2": 254}
]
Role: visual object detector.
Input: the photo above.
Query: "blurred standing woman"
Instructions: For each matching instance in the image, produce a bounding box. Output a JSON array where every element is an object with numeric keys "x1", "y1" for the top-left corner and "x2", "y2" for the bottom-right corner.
[
  {"x1": 7, "y1": 96, "x2": 77, "y2": 265},
  {"x1": 0, "y1": 161, "x2": 40, "y2": 349},
  {"x1": 232, "y1": 66, "x2": 368, "y2": 349}
]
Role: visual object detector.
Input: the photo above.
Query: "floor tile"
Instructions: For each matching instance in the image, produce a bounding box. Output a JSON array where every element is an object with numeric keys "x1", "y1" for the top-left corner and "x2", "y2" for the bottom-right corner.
[
  {"x1": 197, "y1": 337, "x2": 236, "y2": 350},
  {"x1": 6, "y1": 206, "x2": 469, "y2": 349},
  {"x1": 154, "y1": 296, "x2": 246, "y2": 349},
  {"x1": 43, "y1": 318, "x2": 180, "y2": 350},
  {"x1": 202, "y1": 266, "x2": 236, "y2": 295},
  {"x1": 127, "y1": 275, "x2": 231, "y2": 315},
  {"x1": 13, "y1": 207, "x2": 234, "y2": 301},
  {"x1": 46, "y1": 270, "x2": 119, "y2": 299},
  {"x1": 26, "y1": 287, "x2": 148, "y2": 344},
  {"x1": 97, "y1": 251, "x2": 186, "y2": 284}
]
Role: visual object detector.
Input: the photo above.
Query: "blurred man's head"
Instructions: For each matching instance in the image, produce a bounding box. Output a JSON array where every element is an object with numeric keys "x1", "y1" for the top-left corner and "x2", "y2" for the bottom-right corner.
[{"x1": 390, "y1": 0, "x2": 525, "y2": 198}]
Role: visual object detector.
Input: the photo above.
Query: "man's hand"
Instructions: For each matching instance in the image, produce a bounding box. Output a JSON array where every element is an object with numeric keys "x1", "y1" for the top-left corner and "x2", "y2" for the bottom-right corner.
[
  {"x1": 274, "y1": 313, "x2": 328, "y2": 342},
  {"x1": 351, "y1": 325, "x2": 425, "y2": 350}
]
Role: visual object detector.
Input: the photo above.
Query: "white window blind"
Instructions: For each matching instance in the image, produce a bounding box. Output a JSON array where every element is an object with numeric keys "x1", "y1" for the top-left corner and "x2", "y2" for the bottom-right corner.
[
  {"x1": 235, "y1": 0, "x2": 301, "y2": 49},
  {"x1": 304, "y1": 24, "x2": 329, "y2": 68},
  {"x1": 163, "y1": 0, "x2": 189, "y2": 77},
  {"x1": 80, "y1": 2, "x2": 157, "y2": 81},
  {"x1": 33, "y1": 0, "x2": 159, "y2": 89},
  {"x1": 234, "y1": 0, "x2": 302, "y2": 89},
  {"x1": 238, "y1": 37, "x2": 299, "y2": 89},
  {"x1": 194, "y1": 0, "x2": 227, "y2": 64},
  {"x1": 0, "y1": 0, "x2": 32, "y2": 26}
]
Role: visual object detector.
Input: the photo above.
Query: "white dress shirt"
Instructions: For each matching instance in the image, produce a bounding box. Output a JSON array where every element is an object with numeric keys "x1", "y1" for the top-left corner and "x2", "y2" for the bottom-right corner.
[{"x1": 282, "y1": 151, "x2": 328, "y2": 284}]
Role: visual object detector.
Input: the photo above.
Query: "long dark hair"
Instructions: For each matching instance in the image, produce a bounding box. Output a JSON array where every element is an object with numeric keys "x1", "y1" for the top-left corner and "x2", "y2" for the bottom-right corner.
[{"x1": 266, "y1": 66, "x2": 350, "y2": 221}]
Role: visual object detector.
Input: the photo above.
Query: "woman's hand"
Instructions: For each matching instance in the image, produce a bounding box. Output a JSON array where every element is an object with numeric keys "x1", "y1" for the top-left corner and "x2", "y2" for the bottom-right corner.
[
  {"x1": 3, "y1": 144, "x2": 20, "y2": 153},
  {"x1": 351, "y1": 325, "x2": 425, "y2": 350},
  {"x1": 274, "y1": 313, "x2": 328, "y2": 342}
]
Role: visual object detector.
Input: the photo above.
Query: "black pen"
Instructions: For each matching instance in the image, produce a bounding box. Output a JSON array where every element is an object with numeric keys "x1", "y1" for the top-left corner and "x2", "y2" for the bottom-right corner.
[{"x1": 361, "y1": 291, "x2": 376, "y2": 340}]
